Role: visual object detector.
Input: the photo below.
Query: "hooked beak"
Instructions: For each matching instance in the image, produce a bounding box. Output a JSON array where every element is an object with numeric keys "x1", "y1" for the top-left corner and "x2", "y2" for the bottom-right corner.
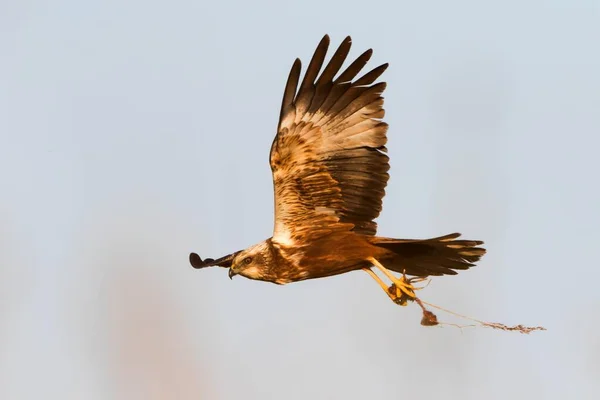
[{"x1": 228, "y1": 268, "x2": 237, "y2": 280}]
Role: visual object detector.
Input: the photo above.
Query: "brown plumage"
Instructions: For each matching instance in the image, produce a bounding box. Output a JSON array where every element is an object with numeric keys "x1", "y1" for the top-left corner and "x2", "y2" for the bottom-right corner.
[{"x1": 190, "y1": 35, "x2": 486, "y2": 304}]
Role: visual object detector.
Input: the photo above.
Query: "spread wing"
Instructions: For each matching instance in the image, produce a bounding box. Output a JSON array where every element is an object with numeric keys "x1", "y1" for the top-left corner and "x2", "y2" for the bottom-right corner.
[{"x1": 270, "y1": 35, "x2": 390, "y2": 246}]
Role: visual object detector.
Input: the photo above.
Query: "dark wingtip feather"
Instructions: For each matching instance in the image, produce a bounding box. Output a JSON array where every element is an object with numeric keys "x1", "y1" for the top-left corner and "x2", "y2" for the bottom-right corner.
[
  {"x1": 299, "y1": 35, "x2": 330, "y2": 91},
  {"x1": 284, "y1": 58, "x2": 302, "y2": 103},
  {"x1": 190, "y1": 251, "x2": 239, "y2": 269},
  {"x1": 317, "y1": 36, "x2": 353, "y2": 85},
  {"x1": 278, "y1": 58, "x2": 302, "y2": 129},
  {"x1": 335, "y1": 48, "x2": 373, "y2": 83},
  {"x1": 354, "y1": 63, "x2": 389, "y2": 86},
  {"x1": 189, "y1": 253, "x2": 214, "y2": 269}
]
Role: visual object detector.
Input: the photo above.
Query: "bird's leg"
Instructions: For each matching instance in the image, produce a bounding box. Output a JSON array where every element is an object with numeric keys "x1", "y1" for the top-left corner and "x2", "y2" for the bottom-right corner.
[
  {"x1": 367, "y1": 257, "x2": 417, "y2": 306},
  {"x1": 362, "y1": 268, "x2": 400, "y2": 303},
  {"x1": 362, "y1": 266, "x2": 414, "y2": 306}
]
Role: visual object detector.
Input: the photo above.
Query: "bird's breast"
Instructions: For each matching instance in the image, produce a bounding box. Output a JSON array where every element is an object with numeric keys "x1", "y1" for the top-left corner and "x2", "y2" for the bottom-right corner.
[{"x1": 268, "y1": 233, "x2": 377, "y2": 282}]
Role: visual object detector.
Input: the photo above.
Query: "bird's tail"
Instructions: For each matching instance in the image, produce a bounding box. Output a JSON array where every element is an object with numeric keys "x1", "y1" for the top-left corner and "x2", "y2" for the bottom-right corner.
[{"x1": 371, "y1": 233, "x2": 486, "y2": 277}]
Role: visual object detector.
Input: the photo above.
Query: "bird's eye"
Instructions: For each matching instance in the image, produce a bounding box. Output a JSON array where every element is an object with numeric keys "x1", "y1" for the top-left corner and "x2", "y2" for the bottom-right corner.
[{"x1": 244, "y1": 257, "x2": 253, "y2": 264}]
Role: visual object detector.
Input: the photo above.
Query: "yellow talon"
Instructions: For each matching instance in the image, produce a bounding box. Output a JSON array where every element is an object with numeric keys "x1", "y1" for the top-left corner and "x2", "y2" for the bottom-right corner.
[
  {"x1": 364, "y1": 258, "x2": 426, "y2": 306},
  {"x1": 388, "y1": 279, "x2": 416, "y2": 306},
  {"x1": 403, "y1": 272, "x2": 431, "y2": 291}
]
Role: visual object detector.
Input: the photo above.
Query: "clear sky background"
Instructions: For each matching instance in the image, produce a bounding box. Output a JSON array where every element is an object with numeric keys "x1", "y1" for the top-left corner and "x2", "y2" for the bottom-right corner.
[{"x1": 1, "y1": 1, "x2": 599, "y2": 399}]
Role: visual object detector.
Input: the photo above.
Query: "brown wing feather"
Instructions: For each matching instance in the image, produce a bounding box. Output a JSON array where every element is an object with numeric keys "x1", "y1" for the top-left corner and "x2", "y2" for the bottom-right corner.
[{"x1": 270, "y1": 35, "x2": 390, "y2": 246}]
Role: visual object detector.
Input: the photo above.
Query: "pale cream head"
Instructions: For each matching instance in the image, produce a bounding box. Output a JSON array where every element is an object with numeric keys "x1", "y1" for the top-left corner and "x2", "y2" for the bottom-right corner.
[{"x1": 228, "y1": 241, "x2": 270, "y2": 280}]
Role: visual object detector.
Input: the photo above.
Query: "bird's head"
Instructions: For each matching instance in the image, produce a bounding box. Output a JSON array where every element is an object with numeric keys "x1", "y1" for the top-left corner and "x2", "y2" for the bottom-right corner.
[{"x1": 229, "y1": 241, "x2": 270, "y2": 280}]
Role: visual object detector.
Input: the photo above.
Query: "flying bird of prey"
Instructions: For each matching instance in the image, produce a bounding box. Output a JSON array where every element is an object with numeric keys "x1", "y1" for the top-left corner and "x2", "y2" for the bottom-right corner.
[{"x1": 190, "y1": 35, "x2": 486, "y2": 305}]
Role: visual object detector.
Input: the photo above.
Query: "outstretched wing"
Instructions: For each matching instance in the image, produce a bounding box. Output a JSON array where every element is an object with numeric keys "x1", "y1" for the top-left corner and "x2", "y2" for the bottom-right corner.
[{"x1": 270, "y1": 35, "x2": 390, "y2": 246}]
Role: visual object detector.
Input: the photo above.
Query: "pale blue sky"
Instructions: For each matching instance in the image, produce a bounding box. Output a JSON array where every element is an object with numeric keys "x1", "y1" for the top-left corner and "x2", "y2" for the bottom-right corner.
[{"x1": 1, "y1": 1, "x2": 599, "y2": 399}]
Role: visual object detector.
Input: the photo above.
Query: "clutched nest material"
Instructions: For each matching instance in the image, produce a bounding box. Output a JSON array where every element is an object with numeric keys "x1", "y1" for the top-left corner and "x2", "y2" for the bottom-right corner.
[{"x1": 410, "y1": 296, "x2": 546, "y2": 334}]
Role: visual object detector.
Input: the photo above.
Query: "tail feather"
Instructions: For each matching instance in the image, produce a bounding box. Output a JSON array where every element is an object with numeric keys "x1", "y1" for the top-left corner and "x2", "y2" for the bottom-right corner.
[{"x1": 372, "y1": 233, "x2": 486, "y2": 277}]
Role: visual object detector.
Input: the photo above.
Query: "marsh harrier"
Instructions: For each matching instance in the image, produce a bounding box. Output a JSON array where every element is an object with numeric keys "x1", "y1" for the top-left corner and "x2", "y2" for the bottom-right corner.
[{"x1": 190, "y1": 35, "x2": 486, "y2": 305}]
